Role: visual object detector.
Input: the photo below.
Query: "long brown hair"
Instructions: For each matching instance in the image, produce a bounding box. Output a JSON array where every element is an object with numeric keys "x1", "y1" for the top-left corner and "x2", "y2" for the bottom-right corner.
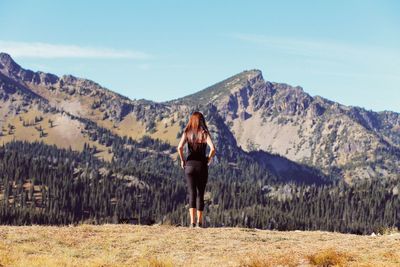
[{"x1": 184, "y1": 111, "x2": 209, "y2": 145}]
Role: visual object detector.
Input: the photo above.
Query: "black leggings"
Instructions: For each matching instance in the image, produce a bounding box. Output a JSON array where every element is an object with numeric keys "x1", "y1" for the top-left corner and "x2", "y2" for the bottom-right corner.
[{"x1": 184, "y1": 160, "x2": 208, "y2": 211}]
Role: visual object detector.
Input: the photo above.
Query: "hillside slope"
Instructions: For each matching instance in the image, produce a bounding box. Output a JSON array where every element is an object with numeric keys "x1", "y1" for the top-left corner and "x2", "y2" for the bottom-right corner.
[
  {"x1": 1, "y1": 224, "x2": 399, "y2": 267},
  {"x1": 168, "y1": 70, "x2": 400, "y2": 181}
]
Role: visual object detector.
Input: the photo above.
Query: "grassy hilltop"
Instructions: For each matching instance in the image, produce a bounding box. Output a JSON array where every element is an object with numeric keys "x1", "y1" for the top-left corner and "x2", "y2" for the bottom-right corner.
[{"x1": 0, "y1": 224, "x2": 399, "y2": 267}]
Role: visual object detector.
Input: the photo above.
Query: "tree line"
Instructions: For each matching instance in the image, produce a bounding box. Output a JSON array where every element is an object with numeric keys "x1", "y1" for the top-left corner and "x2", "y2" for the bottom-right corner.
[{"x1": 0, "y1": 140, "x2": 398, "y2": 235}]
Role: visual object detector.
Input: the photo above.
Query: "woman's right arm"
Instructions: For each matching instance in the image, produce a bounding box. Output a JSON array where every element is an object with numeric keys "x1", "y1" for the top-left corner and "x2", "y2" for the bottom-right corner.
[
  {"x1": 177, "y1": 132, "x2": 187, "y2": 169},
  {"x1": 206, "y1": 132, "x2": 216, "y2": 165}
]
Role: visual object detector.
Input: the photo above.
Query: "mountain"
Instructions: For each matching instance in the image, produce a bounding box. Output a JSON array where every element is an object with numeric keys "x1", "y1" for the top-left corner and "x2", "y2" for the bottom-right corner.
[
  {"x1": 0, "y1": 52, "x2": 172, "y2": 161},
  {"x1": 1, "y1": 52, "x2": 399, "y2": 182},
  {"x1": 1, "y1": 52, "x2": 399, "y2": 233},
  {"x1": 167, "y1": 69, "x2": 400, "y2": 182}
]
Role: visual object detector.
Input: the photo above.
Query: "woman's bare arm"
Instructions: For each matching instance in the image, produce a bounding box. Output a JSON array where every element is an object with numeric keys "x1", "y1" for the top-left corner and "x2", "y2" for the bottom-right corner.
[
  {"x1": 206, "y1": 132, "x2": 216, "y2": 164},
  {"x1": 177, "y1": 132, "x2": 187, "y2": 168}
]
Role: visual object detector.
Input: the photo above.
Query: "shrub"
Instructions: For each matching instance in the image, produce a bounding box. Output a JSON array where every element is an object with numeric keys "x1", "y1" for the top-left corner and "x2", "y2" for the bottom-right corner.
[{"x1": 307, "y1": 248, "x2": 355, "y2": 266}]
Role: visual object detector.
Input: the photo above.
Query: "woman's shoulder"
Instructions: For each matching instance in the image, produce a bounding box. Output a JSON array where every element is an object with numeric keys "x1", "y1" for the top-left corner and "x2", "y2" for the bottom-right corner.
[
  {"x1": 200, "y1": 127, "x2": 209, "y2": 134},
  {"x1": 201, "y1": 129, "x2": 209, "y2": 141}
]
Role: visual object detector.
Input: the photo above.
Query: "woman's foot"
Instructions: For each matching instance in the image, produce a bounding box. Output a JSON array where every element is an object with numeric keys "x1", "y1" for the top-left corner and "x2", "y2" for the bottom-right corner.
[
  {"x1": 189, "y1": 223, "x2": 196, "y2": 228},
  {"x1": 196, "y1": 222, "x2": 203, "y2": 228}
]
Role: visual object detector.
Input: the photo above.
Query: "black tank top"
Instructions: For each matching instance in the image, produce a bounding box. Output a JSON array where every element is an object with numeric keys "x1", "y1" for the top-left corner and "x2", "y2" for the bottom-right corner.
[{"x1": 186, "y1": 139, "x2": 207, "y2": 163}]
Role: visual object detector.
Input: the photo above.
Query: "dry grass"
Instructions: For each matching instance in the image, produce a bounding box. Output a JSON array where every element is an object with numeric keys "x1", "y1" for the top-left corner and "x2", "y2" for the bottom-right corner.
[
  {"x1": 0, "y1": 108, "x2": 113, "y2": 162},
  {"x1": 1, "y1": 107, "x2": 180, "y2": 162},
  {"x1": 238, "y1": 250, "x2": 301, "y2": 267},
  {"x1": 0, "y1": 224, "x2": 399, "y2": 267},
  {"x1": 95, "y1": 112, "x2": 180, "y2": 148},
  {"x1": 306, "y1": 248, "x2": 355, "y2": 266}
]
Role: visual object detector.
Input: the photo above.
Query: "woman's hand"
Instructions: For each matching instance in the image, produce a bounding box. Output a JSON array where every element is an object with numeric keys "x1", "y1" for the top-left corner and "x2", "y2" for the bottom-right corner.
[
  {"x1": 207, "y1": 156, "x2": 213, "y2": 166},
  {"x1": 180, "y1": 159, "x2": 186, "y2": 169}
]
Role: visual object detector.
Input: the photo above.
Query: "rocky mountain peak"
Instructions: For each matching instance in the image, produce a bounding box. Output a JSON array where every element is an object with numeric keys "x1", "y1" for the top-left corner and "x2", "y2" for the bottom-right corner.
[
  {"x1": 0, "y1": 52, "x2": 21, "y2": 72},
  {"x1": 0, "y1": 52, "x2": 59, "y2": 86},
  {"x1": 164, "y1": 69, "x2": 265, "y2": 107},
  {"x1": 240, "y1": 69, "x2": 263, "y2": 83}
]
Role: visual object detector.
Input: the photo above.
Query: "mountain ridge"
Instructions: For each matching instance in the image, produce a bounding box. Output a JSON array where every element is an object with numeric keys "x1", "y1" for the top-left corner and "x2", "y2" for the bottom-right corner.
[
  {"x1": 2, "y1": 52, "x2": 398, "y2": 114},
  {"x1": 0, "y1": 52, "x2": 399, "y2": 182}
]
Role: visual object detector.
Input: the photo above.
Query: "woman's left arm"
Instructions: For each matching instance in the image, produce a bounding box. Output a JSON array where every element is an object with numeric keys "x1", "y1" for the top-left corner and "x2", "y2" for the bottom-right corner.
[
  {"x1": 177, "y1": 132, "x2": 187, "y2": 169},
  {"x1": 206, "y1": 132, "x2": 216, "y2": 165}
]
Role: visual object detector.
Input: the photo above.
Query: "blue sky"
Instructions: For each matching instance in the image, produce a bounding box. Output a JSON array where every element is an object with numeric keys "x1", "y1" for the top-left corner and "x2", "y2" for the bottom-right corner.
[{"x1": 0, "y1": 0, "x2": 399, "y2": 112}]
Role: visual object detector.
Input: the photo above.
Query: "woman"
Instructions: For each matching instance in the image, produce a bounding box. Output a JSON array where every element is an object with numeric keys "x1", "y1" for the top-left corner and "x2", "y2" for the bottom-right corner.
[{"x1": 177, "y1": 111, "x2": 216, "y2": 228}]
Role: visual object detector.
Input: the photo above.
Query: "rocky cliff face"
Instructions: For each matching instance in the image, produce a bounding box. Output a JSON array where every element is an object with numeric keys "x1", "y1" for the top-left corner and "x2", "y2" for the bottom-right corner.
[{"x1": 1, "y1": 52, "x2": 399, "y2": 182}]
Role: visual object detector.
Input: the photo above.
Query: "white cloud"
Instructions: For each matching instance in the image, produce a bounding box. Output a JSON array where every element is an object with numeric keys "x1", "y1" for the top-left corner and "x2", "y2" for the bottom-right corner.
[
  {"x1": 231, "y1": 33, "x2": 398, "y2": 63},
  {"x1": 231, "y1": 33, "x2": 400, "y2": 77},
  {"x1": 0, "y1": 40, "x2": 152, "y2": 59}
]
